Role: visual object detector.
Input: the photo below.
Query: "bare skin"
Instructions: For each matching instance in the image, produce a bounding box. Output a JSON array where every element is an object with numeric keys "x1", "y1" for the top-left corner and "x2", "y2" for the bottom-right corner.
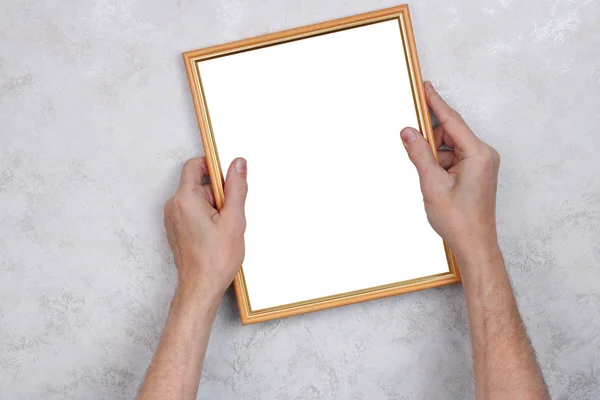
[
  {"x1": 137, "y1": 157, "x2": 247, "y2": 400},
  {"x1": 400, "y1": 82, "x2": 549, "y2": 399},
  {"x1": 138, "y1": 82, "x2": 549, "y2": 400}
]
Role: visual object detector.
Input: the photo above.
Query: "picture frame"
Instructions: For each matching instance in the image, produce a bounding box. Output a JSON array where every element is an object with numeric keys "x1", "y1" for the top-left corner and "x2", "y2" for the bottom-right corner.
[{"x1": 183, "y1": 4, "x2": 460, "y2": 325}]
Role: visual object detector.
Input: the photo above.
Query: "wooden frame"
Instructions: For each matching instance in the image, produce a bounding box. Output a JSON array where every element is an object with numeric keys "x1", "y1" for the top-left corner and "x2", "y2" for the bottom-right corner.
[{"x1": 183, "y1": 5, "x2": 460, "y2": 325}]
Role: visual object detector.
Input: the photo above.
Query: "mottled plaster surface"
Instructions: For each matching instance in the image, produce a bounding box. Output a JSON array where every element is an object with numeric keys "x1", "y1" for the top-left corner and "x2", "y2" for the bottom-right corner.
[{"x1": 1, "y1": 0, "x2": 599, "y2": 399}]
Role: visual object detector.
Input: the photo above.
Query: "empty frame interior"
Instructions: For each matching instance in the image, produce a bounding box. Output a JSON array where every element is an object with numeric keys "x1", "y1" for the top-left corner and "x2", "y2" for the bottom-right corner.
[{"x1": 186, "y1": 6, "x2": 459, "y2": 324}]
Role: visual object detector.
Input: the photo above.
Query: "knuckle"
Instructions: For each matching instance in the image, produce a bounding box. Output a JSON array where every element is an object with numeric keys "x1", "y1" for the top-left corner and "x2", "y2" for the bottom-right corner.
[
  {"x1": 440, "y1": 108, "x2": 463, "y2": 125},
  {"x1": 182, "y1": 159, "x2": 195, "y2": 171},
  {"x1": 183, "y1": 158, "x2": 203, "y2": 174},
  {"x1": 410, "y1": 148, "x2": 427, "y2": 164},
  {"x1": 490, "y1": 147, "x2": 501, "y2": 165},
  {"x1": 448, "y1": 109, "x2": 463, "y2": 123},
  {"x1": 172, "y1": 193, "x2": 188, "y2": 210},
  {"x1": 163, "y1": 198, "x2": 174, "y2": 215},
  {"x1": 482, "y1": 145, "x2": 498, "y2": 161},
  {"x1": 478, "y1": 145, "x2": 501, "y2": 169}
]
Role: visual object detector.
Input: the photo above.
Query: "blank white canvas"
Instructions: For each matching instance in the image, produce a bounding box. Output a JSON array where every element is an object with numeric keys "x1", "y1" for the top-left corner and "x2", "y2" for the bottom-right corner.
[{"x1": 198, "y1": 20, "x2": 449, "y2": 311}]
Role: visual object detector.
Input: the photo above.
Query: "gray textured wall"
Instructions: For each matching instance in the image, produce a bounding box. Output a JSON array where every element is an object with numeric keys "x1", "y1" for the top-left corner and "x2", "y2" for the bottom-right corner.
[{"x1": 1, "y1": 0, "x2": 599, "y2": 399}]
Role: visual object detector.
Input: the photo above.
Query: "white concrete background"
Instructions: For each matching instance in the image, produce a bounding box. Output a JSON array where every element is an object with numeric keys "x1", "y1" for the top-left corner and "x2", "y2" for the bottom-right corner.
[{"x1": 1, "y1": 0, "x2": 599, "y2": 399}]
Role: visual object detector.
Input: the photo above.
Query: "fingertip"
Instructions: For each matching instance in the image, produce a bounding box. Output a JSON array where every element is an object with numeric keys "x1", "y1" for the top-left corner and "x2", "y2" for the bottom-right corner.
[
  {"x1": 234, "y1": 157, "x2": 247, "y2": 174},
  {"x1": 225, "y1": 157, "x2": 248, "y2": 197},
  {"x1": 400, "y1": 127, "x2": 419, "y2": 147},
  {"x1": 222, "y1": 158, "x2": 249, "y2": 224}
]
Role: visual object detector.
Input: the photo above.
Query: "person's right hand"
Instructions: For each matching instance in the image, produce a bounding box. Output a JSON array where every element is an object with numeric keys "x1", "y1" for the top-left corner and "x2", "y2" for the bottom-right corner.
[
  {"x1": 163, "y1": 157, "x2": 248, "y2": 301},
  {"x1": 400, "y1": 82, "x2": 501, "y2": 259}
]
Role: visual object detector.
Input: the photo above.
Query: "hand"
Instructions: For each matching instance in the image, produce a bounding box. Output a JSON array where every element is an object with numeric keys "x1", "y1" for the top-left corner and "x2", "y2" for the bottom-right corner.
[
  {"x1": 400, "y1": 84, "x2": 549, "y2": 399},
  {"x1": 163, "y1": 157, "x2": 248, "y2": 300},
  {"x1": 400, "y1": 82, "x2": 500, "y2": 258}
]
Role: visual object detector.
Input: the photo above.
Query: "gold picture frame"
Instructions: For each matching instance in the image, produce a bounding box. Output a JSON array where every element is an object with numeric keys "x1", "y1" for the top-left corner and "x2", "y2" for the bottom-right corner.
[{"x1": 183, "y1": 5, "x2": 460, "y2": 325}]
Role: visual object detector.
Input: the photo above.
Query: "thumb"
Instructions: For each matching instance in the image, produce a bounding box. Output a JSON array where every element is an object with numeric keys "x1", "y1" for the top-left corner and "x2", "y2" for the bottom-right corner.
[
  {"x1": 400, "y1": 127, "x2": 446, "y2": 189},
  {"x1": 222, "y1": 158, "x2": 248, "y2": 229}
]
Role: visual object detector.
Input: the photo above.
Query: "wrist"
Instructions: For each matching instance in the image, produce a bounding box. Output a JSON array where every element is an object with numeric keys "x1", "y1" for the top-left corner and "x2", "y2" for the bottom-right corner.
[
  {"x1": 450, "y1": 226, "x2": 499, "y2": 261},
  {"x1": 453, "y1": 239, "x2": 501, "y2": 264},
  {"x1": 451, "y1": 234, "x2": 503, "y2": 278},
  {"x1": 175, "y1": 259, "x2": 227, "y2": 306},
  {"x1": 175, "y1": 281, "x2": 223, "y2": 311}
]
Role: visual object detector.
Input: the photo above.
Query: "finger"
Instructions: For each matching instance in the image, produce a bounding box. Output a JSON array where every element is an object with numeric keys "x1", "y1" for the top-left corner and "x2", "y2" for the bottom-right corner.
[
  {"x1": 221, "y1": 158, "x2": 248, "y2": 232},
  {"x1": 179, "y1": 157, "x2": 210, "y2": 191},
  {"x1": 178, "y1": 157, "x2": 216, "y2": 207},
  {"x1": 424, "y1": 82, "x2": 480, "y2": 156},
  {"x1": 437, "y1": 150, "x2": 455, "y2": 170},
  {"x1": 400, "y1": 127, "x2": 447, "y2": 192},
  {"x1": 199, "y1": 182, "x2": 216, "y2": 207},
  {"x1": 433, "y1": 124, "x2": 455, "y2": 149}
]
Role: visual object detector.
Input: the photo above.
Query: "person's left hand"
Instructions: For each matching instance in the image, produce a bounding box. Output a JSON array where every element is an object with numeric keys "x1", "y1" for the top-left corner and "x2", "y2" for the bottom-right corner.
[{"x1": 163, "y1": 157, "x2": 248, "y2": 300}]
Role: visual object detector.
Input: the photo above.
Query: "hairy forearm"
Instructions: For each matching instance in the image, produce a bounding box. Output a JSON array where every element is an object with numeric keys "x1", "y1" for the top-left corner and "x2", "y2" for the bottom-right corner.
[
  {"x1": 138, "y1": 286, "x2": 220, "y2": 400},
  {"x1": 455, "y1": 241, "x2": 549, "y2": 399}
]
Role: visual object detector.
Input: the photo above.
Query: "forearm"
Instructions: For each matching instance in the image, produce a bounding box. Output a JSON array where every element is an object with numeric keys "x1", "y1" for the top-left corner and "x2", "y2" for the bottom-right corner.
[
  {"x1": 138, "y1": 286, "x2": 220, "y2": 400},
  {"x1": 455, "y1": 240, "x2": 549, "y2": 399}
]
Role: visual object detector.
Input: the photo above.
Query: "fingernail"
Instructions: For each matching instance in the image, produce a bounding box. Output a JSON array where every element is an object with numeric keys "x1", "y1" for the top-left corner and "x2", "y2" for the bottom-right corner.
[
  {"x1": 424, "y1": 81, "x2": 434, "y2": 91},
  {"x1": 401, "y1": 128, "x2": 418, "y2": 146},
  {"x1": 235, "y1": 158, "x2": 246, "y2": 173}
]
